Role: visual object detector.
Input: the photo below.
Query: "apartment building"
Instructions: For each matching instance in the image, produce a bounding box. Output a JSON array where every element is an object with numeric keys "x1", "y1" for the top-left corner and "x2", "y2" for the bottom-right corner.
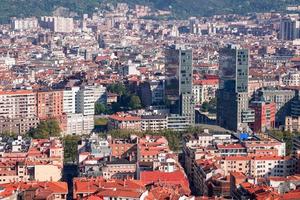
[
  {"x1": 193, "y1": 79, "x2": 219, "y2": 105},
  {"x1": 220, "y1": 155, "x2": 296, "y2": 178},
  {"x1": 63, "y1": 86, "x2": 96, "y2": 135},
  {"x1": 108, "y1": 113, "x2": 141, "y2": 131},
  {"x1": 285, "y1": 116, "x2": 300, "y2": 132},
  {"x1": 102, "y1": 159, "x2": 136, "y2": 179},
  {"x1": 39, "y1": 16, "x2": 74, "y2": 33},
  {"x1": 37, "y1": 90, "x2": 64, "y2": 120},
  {"x1": 0, "y1": 90, "x2": 38, "y2": 134},
  {"x1": 141, "y1": 115, "x2": 168, "y2": 131}
]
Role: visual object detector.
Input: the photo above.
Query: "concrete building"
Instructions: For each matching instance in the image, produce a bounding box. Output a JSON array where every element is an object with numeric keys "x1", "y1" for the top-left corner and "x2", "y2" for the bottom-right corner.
[
  {"x1": 285, "y1": 116, "x2": 300, "y2": 132},
  {"x1": 165, "y1": 45, "x2": 195, "y2": 124},
  {"x1": 11, "y1": 17, "x2": 38, "y2": 30},
  {"x1": 139, "y1": 80, "x2": 164, "y2": 107},
  {"x1": 141, "y1": 115, "x2": 168, "y2": 132},
  {"x1": 257, "y1": 88, "x2": 295, "y2": 125},
  {"x1": 167, "y1": 114, "x2": 190, "y2": 131},
  {"x1": 102, "y1": 159, "x2": 136, "y2": 179},
  {"x1": 77, "y1": 86, "x2": 95, "y2": 116},
  {"x1": 39, "y1": 16, "x2": 74, "y2": 33},
  {"x1": 65, "y1": 113, "x2": 94, "y2": 135},
  {"x1": 291, "y1": 90, "x2": 300, "y2": 117},
  {"x1": 221, "y1": 155, "x2": 296, "y2": 178},
  {"x1": 0, "y1": 90, "x2": 38, "y2": 134},
  {"x1": 217, "y1": 45, "x2": 253, "y2": 131},
  {"x1": 282, "y1": 71, "x2": 300, "y2": 86},
  {"x1": 93, "y1": 85, "x2": 107, "y2": 104},
  {"x1": 63, "y1": 86, "x2": 96, "y2": 135},
  {"x1": 280, "y1": 17, "x2": 299, "y2": 40},
  {"x1": 63, "y1": 87, "x2": 80, "y2": 114}
]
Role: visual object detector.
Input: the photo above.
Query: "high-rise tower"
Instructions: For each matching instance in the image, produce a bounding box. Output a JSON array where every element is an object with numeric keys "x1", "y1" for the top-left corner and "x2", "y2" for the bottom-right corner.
[
  {"x1": 165, "y1": 45, "x2": 195, "y2": 124},
  {"x1": 217, "y1": 44, "x2": 253, "y2": 131}
]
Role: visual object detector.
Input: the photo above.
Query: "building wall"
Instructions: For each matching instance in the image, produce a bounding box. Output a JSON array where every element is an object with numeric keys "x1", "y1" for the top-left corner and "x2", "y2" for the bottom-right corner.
[
  {"x1": 37, "y1": 90, "x2": 63, "y2": 120},
  {"x1": 250, "y1": 101, "x2": 276, "y2": 132},
  {"x1": 65, "y1": 113, "x2": 94, "y2": 135},
  {"x1": 34, "y1": 165, "x2": 61, "y2": 182},
  {"x1": 141, "y1": 116, "x2": 168, "y2": 132},
  {"x1": 285, "y1": 116, "x2": 300, "y2": 132}
]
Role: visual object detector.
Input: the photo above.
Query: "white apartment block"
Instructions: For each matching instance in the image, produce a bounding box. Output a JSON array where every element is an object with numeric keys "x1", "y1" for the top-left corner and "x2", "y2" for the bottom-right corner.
[
  {"x1": 63, "y1": 86, "x2": 96, "y2": 116},
  {"x1": 11, "y1": 17, "x2": 38, "y2": 30},
  {"x1": 77, "y1": 86, "x2": 95, "y2": 116},
  {"x1": 63, "y1": 86, "x2": 98, "y2": 135},
  {"x1": 93, "y1": 85, "x2": 107, "y2": 104},
  {"x1": 40, "y1": 16, "x2": 74, "y2": 33},
  {"x1": 65, "y1": 113, "x2": 94, "y2": 135},
  {"x1": 63, "y1": 87, "x2": 80, "y2": 114}
]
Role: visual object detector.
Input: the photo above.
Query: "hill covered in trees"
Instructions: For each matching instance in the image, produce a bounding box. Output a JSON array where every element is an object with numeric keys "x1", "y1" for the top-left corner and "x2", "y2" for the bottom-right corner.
[{"x1": 0, "y1": 0, "x2": 299, "y2": 22}]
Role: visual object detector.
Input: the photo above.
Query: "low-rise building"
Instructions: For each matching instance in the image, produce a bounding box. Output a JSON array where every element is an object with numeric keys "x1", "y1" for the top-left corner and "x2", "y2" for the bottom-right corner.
[{"x1": 108, "y1": 113, "x2": 141, "y2": 131}]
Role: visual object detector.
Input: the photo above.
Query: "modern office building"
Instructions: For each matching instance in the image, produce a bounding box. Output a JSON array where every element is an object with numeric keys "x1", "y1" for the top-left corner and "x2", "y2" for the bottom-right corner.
[
  {"x1": 165, "y1": 45, "x2": 195, "y2": 125},
  {"x1": 291, "y1": 90, "x2": 300, "y2": 117},
  {"x1": 217, "y1": 44, "x2": 253, "y2": 131}
]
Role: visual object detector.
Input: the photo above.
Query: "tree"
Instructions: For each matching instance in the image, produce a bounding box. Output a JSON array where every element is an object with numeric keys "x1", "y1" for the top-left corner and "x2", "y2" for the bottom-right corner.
[
  {"x1": 27, "y1": 119, "x2": 61, "y2": 139},
  {"x1": 201, "y1": 98, "x2": 217, "y2": 113},
  {"x1": 107, "y1": 83, "x2": 126, "y2": 96},
  {"x1": 129, "y1": 95, "x2": 141, "y2": 109},
  {"x1": 269, "y1": 130, "x2": 300, "y2": 155},
  {"x1": 95, "y1": 102, "x2": 107, "y2": 115},
  {"x1": 201, "y1": 102, "x2": 209, "y2": 112},
  {"x1": 63, "y1": 135, "x2": 80, "y2": 163}
]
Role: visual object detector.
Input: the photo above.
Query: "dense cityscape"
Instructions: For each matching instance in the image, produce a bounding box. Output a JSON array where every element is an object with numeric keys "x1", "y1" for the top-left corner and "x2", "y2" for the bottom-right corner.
[{"x1": 1, "y1": 2, "x2": 300, "y2": 200}]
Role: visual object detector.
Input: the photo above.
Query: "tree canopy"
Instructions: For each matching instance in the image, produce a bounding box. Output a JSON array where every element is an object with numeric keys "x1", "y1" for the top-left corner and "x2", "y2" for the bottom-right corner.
[
  {"x1": 0, "y1": 0, "x2": 298, "y2": 23},
  {"x1": 63, "y1": 135, "x2": 81, "y2": 163},
  {"x1": 27, "y1": 119, "x2": 61, "y2": 139}
]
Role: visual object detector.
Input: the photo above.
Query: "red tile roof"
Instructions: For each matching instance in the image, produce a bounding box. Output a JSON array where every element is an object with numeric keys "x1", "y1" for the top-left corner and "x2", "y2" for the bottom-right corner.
[{"x1": 140, "y1": 170, "x2": 190, "y2": 195}]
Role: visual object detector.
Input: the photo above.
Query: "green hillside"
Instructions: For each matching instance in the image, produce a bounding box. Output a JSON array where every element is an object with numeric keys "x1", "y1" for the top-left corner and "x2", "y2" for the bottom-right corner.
[{"x1": 0, "y1": 0, "x2": 299, "y2": 23}]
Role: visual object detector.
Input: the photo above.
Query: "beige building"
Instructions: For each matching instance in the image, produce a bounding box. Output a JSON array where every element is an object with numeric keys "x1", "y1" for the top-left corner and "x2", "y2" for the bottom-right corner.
[
  {"x1": 285, "y1": 116, "x2": 300, "y2": 132},
  {"x1": 40, "y1": 16, "x2": 74, "y2": 33},
  {"x1": 0, "y1": 90, "x2": 38, "y2": 134},
  {"x1": 220, "y1": 155, "x2": 296, "y2": 178},
  {"x1": 102, "y1": 160, "x2": 136, "y2": 179},
  {"x1": 141, "y1": 115, "x2": 167, "y2": 132},
  {"x1": 34, "y1": 164, "x2": 62, "y2": 182}
]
